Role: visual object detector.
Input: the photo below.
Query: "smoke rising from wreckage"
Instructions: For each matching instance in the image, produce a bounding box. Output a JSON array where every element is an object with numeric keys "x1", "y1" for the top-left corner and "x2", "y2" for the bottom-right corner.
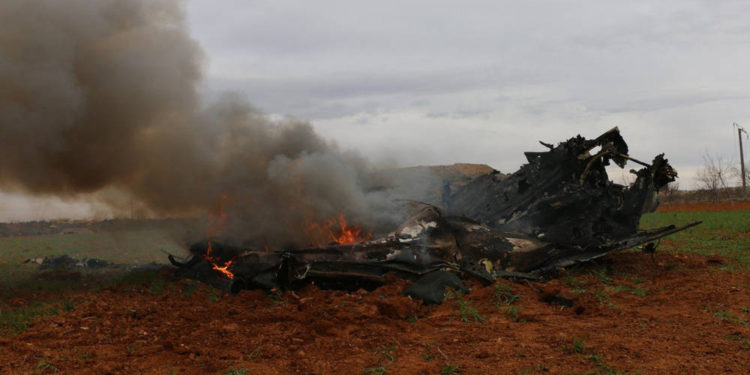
[
  {"x1": 0, "y1": 1, "x2": 697, "y2": 302},
  {"x1": 170, "y1": 128, "x2": 701, "y2": 304}
]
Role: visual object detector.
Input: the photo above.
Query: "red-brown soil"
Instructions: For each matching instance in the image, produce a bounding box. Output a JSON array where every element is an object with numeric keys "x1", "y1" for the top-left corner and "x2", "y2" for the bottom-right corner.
[
  {"x1": 1, "y1": 251, "x2": 749, "y2": 375},
  {"x1": 658, "y1": 200, "x2": 750, "y2": 212}
]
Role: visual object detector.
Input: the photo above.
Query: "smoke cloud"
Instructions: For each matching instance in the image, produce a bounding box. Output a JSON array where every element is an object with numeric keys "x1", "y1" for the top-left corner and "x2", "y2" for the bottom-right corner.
[{"x1": 0, "y1": 0, "x2": 422, "y2": 246}]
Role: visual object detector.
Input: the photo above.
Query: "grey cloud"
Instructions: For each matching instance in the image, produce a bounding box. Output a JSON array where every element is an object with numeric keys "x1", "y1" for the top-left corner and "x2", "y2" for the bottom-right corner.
[
  {"x1": 205, "y1": 67, "x2": 532, "y2": 119},
  {"x1": 191, "y1": 0, "x2": 750, "y2": 189},
  {"x1": 587, "y1": 92, "x2": 749, "y2": 114}
]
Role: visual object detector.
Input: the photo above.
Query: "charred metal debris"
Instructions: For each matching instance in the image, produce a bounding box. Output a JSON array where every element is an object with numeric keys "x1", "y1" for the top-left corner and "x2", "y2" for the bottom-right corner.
[{"x1": 169, "y1": 128, "x2": 700, "y2": 304}]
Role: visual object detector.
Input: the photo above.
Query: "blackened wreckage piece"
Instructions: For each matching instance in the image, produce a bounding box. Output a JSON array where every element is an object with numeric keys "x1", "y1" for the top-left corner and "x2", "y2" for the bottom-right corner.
[{"x1": 169, "y1": 128, "x2": 700, "y2": 304}]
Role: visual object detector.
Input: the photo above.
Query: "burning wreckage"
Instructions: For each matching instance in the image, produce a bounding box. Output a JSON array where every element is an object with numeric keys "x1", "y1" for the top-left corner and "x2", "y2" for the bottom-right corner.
[{"x1": 169, "y1": 128, "x2": 700, "y2": 304}]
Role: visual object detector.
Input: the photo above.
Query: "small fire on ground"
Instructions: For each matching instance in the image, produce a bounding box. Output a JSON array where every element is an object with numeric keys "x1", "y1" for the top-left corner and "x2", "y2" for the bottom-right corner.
[
  {"x1": 307, "y1": 214, "x2": 373, "y2": 246},
  {"x1": 202, "y1": 241, "x2": 238, "y2": 279},
  {"x1": 200, "y1": 208, "x2": 372, "y2": 280}
]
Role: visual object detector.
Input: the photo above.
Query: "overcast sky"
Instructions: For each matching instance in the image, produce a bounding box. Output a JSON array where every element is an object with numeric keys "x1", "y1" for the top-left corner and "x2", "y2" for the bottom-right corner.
[
  {"x1": 186, "y1": 0, "x2": 750, "y2": 179},
  {"x1": 5, "y1": 0, "x2": 750, "y2": 220}
]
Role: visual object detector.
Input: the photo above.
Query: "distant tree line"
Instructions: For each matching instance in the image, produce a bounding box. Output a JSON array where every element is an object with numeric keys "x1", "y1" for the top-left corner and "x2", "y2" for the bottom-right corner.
[{"x1": 659, "y1": 152, "x2": 749, "y2": 203}]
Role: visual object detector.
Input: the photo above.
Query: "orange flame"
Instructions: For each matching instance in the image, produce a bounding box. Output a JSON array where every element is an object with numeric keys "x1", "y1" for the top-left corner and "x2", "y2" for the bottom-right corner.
[
  {"x1": 330, "y1": 214, "x2": 373, "y2": 244},
  {"x1": 307, "y1": 214, "x2": 373, "y2": 246},
  {"x1": 202, "y1": 241, "x2": 237, "y2": 279}
]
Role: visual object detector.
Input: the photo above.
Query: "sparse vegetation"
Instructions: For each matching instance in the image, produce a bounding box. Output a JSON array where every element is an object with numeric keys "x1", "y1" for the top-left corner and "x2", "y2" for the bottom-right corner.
[
  {"x1": 441, "y1": 364, "x2": 460, "y2": 374},
  {"x1": 61, "y1": 299, "x2": 76, "y2": 312},
  {"x1": 583, "y1": 352, "x2": 635, "y2": 375},
  {"x1": 493, "y1": 283, "x2": 521, "y2": 321},
  {"x1": 223, "y1": 369, "x2": 249, "y2": 375},
  {"x1": 182, "y1": 282, "x2": 199, "y2": 299},
  {"x1": 209, "y1": 289, "x2": 221, "y2": 303},
  {"x1": 446, "y1": 290, "x2": 485, "y2": 323},
  {"x1": 0, "y1": 302, "x2": 65, "y2": 336},
  {"x1": 565, "y1": 274, "x2": 589, "y2": 294},
  {"x1": 593, "y1": 289, "x2": 611, "y2": 306},
  {"x1": 712, "y1": 309, "x2": 748, "y2": 326},
  {"x1": 374, "y1": 345, "x2": 397, "y2": 363},
  {"x1": 249, "y1": 343, "x2": 264, "y2": 360},
  {"x1": 571, "y1": 338, "x2": 586, "y2": 354},
  {"x1": 148, "y1": 276, "x2": 167, "y2": 294},
  {"x1": 728, "y1": 333, "x2": 750, "y2": 352},
  {"x1": 268, "y1": 289, "x2": 284, "y2": 306},
  {"x1": 591, "y1": 267, "x2": 614, "y2": 285},
  {"x1": 364, "y1": 344, "x2": 397, "y2": 374},
  {"x1": 363, "y1": 365, "x2": 387, "y2": 375},
  {"x1": 35, "y1": 359, "x2": 59, "y2": 373},
  {"x1": 493, "y1": 283, "x2": 519, "y2": 305},
  {"x1": 499, "y1": 305, "x2": 521, "y2": 321},
  {"x1": 628, "y1": 286, "x2": 647, "y2": 297},
  {"x1": 111, "y1": 268, "x2": 167, "y2": 292}
]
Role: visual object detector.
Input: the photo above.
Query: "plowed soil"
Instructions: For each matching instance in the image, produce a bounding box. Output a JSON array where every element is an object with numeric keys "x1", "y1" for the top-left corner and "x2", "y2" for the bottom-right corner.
[
  {"x1": 2, "y1": 201, "x2": 750, "y2": 374},
  {"x1": 2, "y1": 253, "x2": 749, "y2": 375}
]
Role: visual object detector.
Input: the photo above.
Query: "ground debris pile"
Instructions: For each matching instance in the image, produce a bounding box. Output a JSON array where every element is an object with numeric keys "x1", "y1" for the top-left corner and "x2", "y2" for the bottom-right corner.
[
  {"x1": 170, "y1": 128, "x2": 700, "y2": 304},
  {"x1": 24, "y1": 255, "x2": 112, "y2": 270}
]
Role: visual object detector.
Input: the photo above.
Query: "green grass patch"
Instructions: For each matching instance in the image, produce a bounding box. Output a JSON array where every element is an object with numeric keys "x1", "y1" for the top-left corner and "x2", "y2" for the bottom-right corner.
[
  {"x1": 591, "y1": 266, "x2": 614, "y2": 285},
  {"x1": 640, "y1": 211, "x2": 750, "y2": 264},
  {"x1": 593, "y1": 289, "x2": 612, "y2": 306},
  {"x1": 565, "y1": 274, "x2": 589, "y2": 294},
  {"x1": 605, "y1": 284, "x2": 647, "y2": 298},
  {"x1": 363, "y1": 365, "x2": 387, "y2": 374},
  {"x1": 446, "y1": 290, "x2": 485, "y2": 323},
  {"x1": 0, "y1": 226, "x2": 191, "y2": 302},
  {"x1": 0, "y1": 300, "x2": 73, "y2": 336},
  {"x1": 0, "y1": 264, "x2": 96, "y2": 301},
  {"x1": 441, "y1": 364, "x2": 460, "y2": 374},
  {"x1": 365, "y1": 344, "x2": 398, "y2": 374},
  {"x1": 582, "y1": 353, "x2": 634, "y2": 375},
  {"x1": 492, "y1": 283, "x2": 519, "y2": 305},
  {"x1": 182, "y1": 282, "x2": 199, "y2": 300},
  {"x1": 713, "y1": 310, "x2": 748, "y2": 326},
  {"x1": 727, "y1": 333, "x2": 750, "y2": 352},
  {"x1": 0, "y1": 230, "x2": 183, "y2": 264},
  {"x1": 498, "y1": 305, "x2": 520, "y2": 321},
  {"x1": 35, "y1": 358, "x2": 59, "y2": 373},
  {"x1": 107, "y1": 268, "x2": 165, "y2": 290},
  {"x1": 209, "y1": 288, "x2": 222, "y2": 303},
  {"x1": 628, "y1": 286, "x2": 647, "y2": 297},
  {"x1": 493, "y1": 283, "x2": 521, "y2": 321},
  {"x1": 374, "y1": 345, "x2": 397, "y2": 363},
  {"x1": 571, "y1": 338, "x2": 586, "y2": 354}
]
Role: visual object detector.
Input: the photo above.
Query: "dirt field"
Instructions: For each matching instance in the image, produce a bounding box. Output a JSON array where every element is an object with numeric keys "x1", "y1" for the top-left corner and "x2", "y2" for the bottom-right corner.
[{"x1": 1, "y1": 203, "x2": 749, "y2": 374}]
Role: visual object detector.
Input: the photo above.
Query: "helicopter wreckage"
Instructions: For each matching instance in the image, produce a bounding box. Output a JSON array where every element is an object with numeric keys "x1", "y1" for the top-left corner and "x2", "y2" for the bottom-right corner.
[{"x1": 169, "y1": 128, "x2": 700, "y2": 304}]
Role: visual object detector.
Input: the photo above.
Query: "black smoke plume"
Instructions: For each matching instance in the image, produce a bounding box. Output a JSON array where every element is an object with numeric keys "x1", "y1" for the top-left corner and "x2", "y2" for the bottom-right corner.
[{"x1": 0, "y1": 0, "x2": 416, "y2": 246}]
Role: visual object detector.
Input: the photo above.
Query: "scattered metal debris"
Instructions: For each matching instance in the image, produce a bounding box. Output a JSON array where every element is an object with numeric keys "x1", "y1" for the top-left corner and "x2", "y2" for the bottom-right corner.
[{"x1": 24, "y1": 255, "x2": 112, "y2": 269}]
